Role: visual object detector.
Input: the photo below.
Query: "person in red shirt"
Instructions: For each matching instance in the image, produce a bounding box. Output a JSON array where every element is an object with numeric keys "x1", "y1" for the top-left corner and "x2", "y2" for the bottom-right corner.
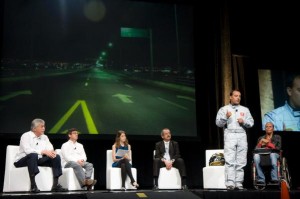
[{"x1": 254, "y1": 122, "x2": 281, "y2": 185}]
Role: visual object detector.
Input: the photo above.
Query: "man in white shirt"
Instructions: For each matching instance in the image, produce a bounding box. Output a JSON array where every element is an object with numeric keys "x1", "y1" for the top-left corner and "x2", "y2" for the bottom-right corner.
[
  {"x1": 14, "y1": 118, "x2": 68, "y2": 193},
  {"x1": 60, "y1": 128, "x2": 97, "y2": 190}
]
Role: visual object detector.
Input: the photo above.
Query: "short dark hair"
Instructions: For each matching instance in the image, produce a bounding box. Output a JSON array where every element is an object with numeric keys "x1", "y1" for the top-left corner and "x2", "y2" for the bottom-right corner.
[
  {"x1": 230, "y1": 89, "x2": 241, "y2": 96},
  {"x1": 67, "y1": 128, "x2": 78, "y2": 135},
  {"x1": 286, "y1": 74, "x2": 300, "y2": 88}
]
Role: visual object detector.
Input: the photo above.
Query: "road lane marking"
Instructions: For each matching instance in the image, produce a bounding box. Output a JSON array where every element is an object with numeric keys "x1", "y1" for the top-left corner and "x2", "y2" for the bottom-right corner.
[
  {"x1": 157, "y1": 97, "x2": 188, "y2": 110},
  {"x1": 49, "y1": 100, "x2": 99, "y2": 134},
  {"x1": 0, "y1": 90, "x2": 32, "y2": 101},
  {"x1": 125, "y1": 84, "x2": 133, "y2": 88},
  {"x1": 176, "y1": 95, "x2": 195, "y2": 102}
]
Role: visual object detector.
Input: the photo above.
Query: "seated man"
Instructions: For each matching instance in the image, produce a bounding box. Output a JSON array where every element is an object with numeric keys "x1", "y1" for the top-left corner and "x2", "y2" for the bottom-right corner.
[
  {"x1": 153, "y1": 128, "x2": 187, "y2": 190},
  {"x1": 61, "y1": 128, "x2": 97, "y2": 190},
  {"x1": 254, "y1": 122, "x2": 281, "y2": 185},
  {"x1": 14, "y1": 118, "x2": 68, "y2": 193}
]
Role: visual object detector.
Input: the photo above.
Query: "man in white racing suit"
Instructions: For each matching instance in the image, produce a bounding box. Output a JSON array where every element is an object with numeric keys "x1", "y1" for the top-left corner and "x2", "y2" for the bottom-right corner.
[{"x1": 216, "y1": 89, "x2": 254, "y2": 190}]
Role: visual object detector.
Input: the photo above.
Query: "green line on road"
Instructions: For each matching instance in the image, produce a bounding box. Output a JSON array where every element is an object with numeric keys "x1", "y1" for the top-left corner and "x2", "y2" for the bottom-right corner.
[
  {"x1": 49, "y1": 100, "x2": 99, "y2": 134},
  {"x1": 125, "y1": 84, "x2": 133, "y2": 88},
  {"x1": 81, "y1": 100, "x2": 98, "y2": 134},
  {"x1": 0, "y1": 90, "x2": 32, "y2": 101},
  {"x1": 157, "y1": 97, "x2": 188, "y2": 110},
  {"x1": 176, "y1": 95, "x2": 195, "y2": 102}
]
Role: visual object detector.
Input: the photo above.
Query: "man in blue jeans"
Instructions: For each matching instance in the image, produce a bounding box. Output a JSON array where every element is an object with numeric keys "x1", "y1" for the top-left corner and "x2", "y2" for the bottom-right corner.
[{"x1": 254, "y1": 122, "x2": 281, "y2": 185}]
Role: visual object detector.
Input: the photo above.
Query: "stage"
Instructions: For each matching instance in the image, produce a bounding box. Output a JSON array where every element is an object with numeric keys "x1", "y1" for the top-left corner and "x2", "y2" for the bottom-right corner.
[{"x1": 1, "y1": 188, "x2": 300, "y2": 199}]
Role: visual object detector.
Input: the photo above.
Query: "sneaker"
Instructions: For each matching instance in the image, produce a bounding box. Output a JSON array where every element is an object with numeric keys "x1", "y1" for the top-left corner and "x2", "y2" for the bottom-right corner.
[
  {"x1": 121, "y1": 187, "x2": 126, "y2": 191},
  {"x1": 226, "y1": 185, "x2": 235, "y2": 190}
]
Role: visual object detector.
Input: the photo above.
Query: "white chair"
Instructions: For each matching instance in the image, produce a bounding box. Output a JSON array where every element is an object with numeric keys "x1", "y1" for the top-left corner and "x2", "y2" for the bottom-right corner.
[
  {"x1": 153, "y1": 150, "x2": 182, "y2": 189},
  {"x1": 3, "y1": 145, "x2": 54, "y2": 192},
  {"x1": 202, "y1": 149, "x2": 226, "y2": 189},
  {"x1": 55, "y1": 149, "x2": 95, "y2": 191},
  {"x1": 106, "y1": 150, "x2": 137, "y2": 190}
]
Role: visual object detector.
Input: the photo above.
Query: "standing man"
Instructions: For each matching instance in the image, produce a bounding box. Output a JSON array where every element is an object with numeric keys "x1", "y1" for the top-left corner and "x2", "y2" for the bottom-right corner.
[
  {"x1": 216, "y1": 89, "x2": 254, "y2": 190},
  {"x1": 14, "y1": 118, "x2": 68, "y2": 193},
  {"x1": 153, "y1": 128, "x2": 187, "y2": 190},
  {"x1": 60, "y1": 128, "x2": 97, "y2": 190}
]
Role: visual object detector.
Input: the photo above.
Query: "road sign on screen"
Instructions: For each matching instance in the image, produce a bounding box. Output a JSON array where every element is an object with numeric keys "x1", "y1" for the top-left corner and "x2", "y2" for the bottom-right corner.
[{"x1": 121, "y1": 27, "x2": 149, "y2": 38}]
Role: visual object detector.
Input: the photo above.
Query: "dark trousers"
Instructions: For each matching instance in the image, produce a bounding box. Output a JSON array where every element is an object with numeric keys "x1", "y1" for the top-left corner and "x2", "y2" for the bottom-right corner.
[
  {"x1": 153, "y1": 158, "x2": 187, "y2": 184},
  {"x1": 116, "y1": 159, "x2": 135, "y2": 187},
  {"x1": 14, "y1": 153, "x2": 63, "y2": 178}
]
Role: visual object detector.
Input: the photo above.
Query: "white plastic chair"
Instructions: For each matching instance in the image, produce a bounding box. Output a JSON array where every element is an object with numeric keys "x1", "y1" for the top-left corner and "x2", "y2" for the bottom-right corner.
[
  {"x1": 56, "y1": 149, "x2": 95, "y2": 191},
  {"x1": 106, "y1": 150, "x2": 137, "y2": 190},
  {"x1": 3, "y1": 145, "x2": 54, "y2": 192},
  {"x1": 202, "y1": 149, "x2": 226, "y2": 189},
  {"x1": 153, "y1": 150, "x2": 182, "y2": 189}
]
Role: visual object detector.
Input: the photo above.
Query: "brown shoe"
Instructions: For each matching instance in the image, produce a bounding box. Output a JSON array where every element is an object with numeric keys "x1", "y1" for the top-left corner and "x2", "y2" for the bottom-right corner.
[
  {"x1": 85, "y1": 179, "x2": 94, "y2": 186},
  {"x1": 87, "y1": 180, "x2": 97, "y2": 191}
]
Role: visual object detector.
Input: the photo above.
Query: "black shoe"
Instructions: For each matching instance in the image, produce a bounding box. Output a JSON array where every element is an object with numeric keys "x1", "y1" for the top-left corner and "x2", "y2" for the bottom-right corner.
[
  {"x1": 153, "y1": 185, "x2": 159, "y2": 190},
  {"x1": 51, "y1": 184, "x2": 68, "y2": 192},
  {"x1": 256, "y1": 181, "x2": 265, "y2": 186},
  {"x1": 30, "y1": 185, "x2": 40, "y2": 193},
  {"x1": 270, "y1": 180, "x2": 279, "y2": 184},
  {"x1": 182, "y1": 185, "x2": 188, "y2": 190}
]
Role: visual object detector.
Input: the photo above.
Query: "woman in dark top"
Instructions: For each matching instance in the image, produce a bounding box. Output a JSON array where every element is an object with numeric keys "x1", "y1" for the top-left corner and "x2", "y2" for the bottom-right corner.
[{"x1": 112, "y1": 130, "x2": 139, "y2": 190}]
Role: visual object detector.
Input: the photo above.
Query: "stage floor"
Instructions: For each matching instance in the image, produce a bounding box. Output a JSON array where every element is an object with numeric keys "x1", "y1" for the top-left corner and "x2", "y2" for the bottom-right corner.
[{"x1": 1, "y1": 188, "x2": 300, "y2": 199}]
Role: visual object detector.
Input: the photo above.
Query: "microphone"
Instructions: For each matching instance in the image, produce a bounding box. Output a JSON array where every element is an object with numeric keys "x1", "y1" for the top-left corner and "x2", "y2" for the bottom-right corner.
[
  {"x1": 236, "y1": 109, "x2": 238, "y2": 112},
  {"x1": 36, "y1": 142, "x2": 38, "y2": 145},
  {"x1": 74, "y1": 147, "x2": 76, "y2": 150}
]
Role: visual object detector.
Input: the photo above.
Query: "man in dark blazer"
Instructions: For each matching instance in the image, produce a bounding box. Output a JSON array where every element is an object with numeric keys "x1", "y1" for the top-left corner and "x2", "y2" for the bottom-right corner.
[{"x1": 153, "y1": 128, "x2": 187, "y2": 190}]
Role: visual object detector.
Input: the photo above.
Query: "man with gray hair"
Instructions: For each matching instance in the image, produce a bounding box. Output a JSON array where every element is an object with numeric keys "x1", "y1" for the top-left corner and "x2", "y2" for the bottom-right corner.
[{"x1": 14, "y1": 118, "x2": 68, "y2": 193}]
